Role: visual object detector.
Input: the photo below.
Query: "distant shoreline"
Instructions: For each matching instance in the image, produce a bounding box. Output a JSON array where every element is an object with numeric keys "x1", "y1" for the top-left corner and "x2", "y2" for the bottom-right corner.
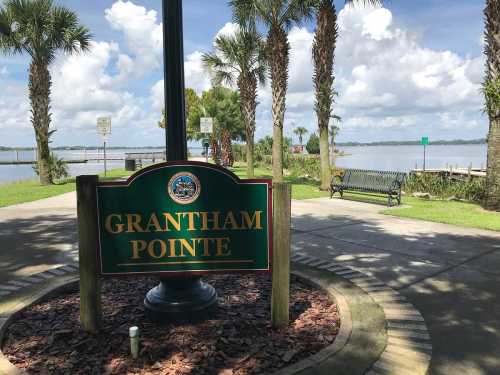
[
  {"x1": 336, "y1": 139, "x2": 486, "y2": 147},
  {"x1": 0, "y1": 138, "x2": 486, "y2": 151}
]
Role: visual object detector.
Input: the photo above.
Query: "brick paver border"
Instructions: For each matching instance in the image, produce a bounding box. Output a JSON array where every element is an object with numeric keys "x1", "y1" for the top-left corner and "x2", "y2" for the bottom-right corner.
[{"x1": 292, "y1": 252, "x2": 432, "y2": 375}]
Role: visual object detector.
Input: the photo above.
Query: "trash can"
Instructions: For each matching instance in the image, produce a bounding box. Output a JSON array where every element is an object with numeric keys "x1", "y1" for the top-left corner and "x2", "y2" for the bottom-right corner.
[{"x1": 125, "y1": 158, "x2": 136, "y2": 171}]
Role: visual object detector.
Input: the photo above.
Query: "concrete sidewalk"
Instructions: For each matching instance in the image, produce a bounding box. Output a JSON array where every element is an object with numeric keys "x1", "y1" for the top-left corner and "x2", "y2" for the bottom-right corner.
[
  {"x1": 0, "y1": 192, "x2": 78, "y2": 285},
  {"x1": 1, "y1": 193, "x2": 500, "y2": 374},
  {"x1": 292, "y1": 198, "x2": 500, "y2": 375}
]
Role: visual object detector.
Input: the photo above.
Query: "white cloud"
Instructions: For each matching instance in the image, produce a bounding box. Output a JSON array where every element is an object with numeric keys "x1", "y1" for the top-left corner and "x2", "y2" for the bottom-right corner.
[
  {"x1": 216, "y1": 22, "x2": 239, "y2": 39},
  {"x1": 105, "y1": 0, "x2": 163, "y2": 76},
  {"x1": 0, "y1": 85, "x2": 30, "y2": 131},
  {"x1": 0, "y1": 66, "x2": 8, "y2": 77}
]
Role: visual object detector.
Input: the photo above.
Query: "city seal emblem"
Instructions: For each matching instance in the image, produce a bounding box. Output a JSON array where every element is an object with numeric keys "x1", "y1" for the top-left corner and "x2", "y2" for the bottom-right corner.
[{"x1": 167, "y1": 172, "x2": 201, "y2": 205}]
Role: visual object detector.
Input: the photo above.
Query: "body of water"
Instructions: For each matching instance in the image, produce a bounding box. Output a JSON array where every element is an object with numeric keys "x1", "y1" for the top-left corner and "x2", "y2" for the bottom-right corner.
[
  {"x1": 336, "y1": 144, "x2": 487, "y2": 172},
  {"x1": 0, "y1": 144, "x2": 488, "y2": 184}
]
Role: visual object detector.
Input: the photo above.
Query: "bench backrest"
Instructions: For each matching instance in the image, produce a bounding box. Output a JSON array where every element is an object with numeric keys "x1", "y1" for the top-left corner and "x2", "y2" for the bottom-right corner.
[{"x1": 342, "y1": 169, "x2": 406, "y2": 191}]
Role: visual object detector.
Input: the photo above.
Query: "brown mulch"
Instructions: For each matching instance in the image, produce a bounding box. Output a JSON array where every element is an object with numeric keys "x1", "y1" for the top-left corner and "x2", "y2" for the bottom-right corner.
[{"x1": 2, "y1": 274, "x2": 339, "y2": 375}]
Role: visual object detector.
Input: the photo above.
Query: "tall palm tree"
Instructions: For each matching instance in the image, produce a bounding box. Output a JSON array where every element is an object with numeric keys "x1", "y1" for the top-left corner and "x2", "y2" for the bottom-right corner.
[
  {"x1": 313, "y1": 0, "x2": 380, "y2": 190},
  {"x1": 483, "y1": 0, "x2": 500, "y2": 211},
  {"x1": 231, "y1": 0, "x2": 316, "y2": 182},
  {"x1": 329, "y1": 115, "x2": 341, "y2": 165},
  {"x1": 202, "y1": 28, "x2": 267, "y2": 178},
  {"x1": 0, "y1": 0, "x2": 91, "y2": 185},
  {"x1": 293, "y1": 126, "x2": 308, "y2": 147}
]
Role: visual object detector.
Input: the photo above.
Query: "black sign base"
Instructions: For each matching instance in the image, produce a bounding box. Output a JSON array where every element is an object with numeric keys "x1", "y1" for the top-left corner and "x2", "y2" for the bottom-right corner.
[{"x1": 144, "y1": 276, "x2": 217, "y2": 323}]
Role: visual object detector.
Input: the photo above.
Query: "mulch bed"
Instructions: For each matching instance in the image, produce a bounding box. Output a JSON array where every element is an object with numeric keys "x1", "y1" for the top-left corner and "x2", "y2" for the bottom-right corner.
[{"x1": 2, "y1": 274, "x2": 339, "y2": 375}]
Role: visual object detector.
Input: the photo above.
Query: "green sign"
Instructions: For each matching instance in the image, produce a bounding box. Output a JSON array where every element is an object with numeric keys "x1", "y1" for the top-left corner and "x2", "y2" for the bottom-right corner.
[
  {"x1": 97, "y1": 162, "x2": 272, "y2": 276},
  {"x1": 421, "y1": 137, "x2": 429, "y2": 145}
]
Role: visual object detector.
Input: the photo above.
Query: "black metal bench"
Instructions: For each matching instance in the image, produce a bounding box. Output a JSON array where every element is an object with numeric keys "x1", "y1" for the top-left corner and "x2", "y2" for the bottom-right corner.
[{"x1": 330, "y1": 168, "x2": 406, "y2": 206}]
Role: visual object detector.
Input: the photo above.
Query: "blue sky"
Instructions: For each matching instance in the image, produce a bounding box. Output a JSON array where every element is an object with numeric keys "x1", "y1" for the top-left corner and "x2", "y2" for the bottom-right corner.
[{"x1": 0, "y1": 0, "x2": 488, "y2": 147}]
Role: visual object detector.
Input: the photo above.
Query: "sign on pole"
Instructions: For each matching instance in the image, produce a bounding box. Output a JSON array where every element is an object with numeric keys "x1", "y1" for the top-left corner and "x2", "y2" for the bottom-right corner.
[
  {"x1": 421, "y1": 136, "x2": 429, "y2": 171},
  {"x1": 97, "y1": 117, "x2": 112, "y2": 176},
  {"x1": 96, "y1": 162, "x2": 272, "y2": 275},
  {"x1": 200, "y1": 117, "x2": 213, "y2": 134},
  {"x1": 97, "y1": 117, "x2": 112, "y2": 139}
]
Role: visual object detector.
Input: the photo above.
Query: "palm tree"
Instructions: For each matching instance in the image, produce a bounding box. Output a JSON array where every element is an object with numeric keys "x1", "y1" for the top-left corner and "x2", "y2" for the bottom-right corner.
[
  {"x1": 329, "y1": 115, "x2": 341, "y2": 165},
  {"x1": 293, "y1": 126, "x2": 308, "y2": 147},
  {"x1": 0, "y1": 0, "x2": 91, "y2": 185},
  {"x1": 202, "y1": 28, "x2": 267, "y2": 178},
  {"x1": 231, "y1": 0, "x2": 316, "y2": 182},
  {"x1": 483, "y1": 0, "x2": 500, "y2": 211},
  {"x1": 313, "y1": 0, "x2": 379, "y2": 190}
]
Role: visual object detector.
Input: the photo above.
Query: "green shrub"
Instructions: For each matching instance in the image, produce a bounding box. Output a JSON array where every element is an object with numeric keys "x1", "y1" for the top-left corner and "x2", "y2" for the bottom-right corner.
[
  {"x1": 33, "y1": 153, "x2": 69, "y2": 180},
  {"x1": 404, "y1": 173, "x2": 486, "y2": 202},
  {"x1": 232, "y1": 143, "x2": 246, "y2": 162},
  {"x1": 306, "y1": 133, "x2": 320, "y2": 154}
]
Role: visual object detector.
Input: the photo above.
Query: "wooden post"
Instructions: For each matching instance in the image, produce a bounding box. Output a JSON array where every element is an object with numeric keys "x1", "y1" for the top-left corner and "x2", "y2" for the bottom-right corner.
[
  {"x1": 76, "y1": 175, "x2": 101, "y2": 334},
  {"x1": 271, "y1": 182, "x2": 291, "y2": 329}
]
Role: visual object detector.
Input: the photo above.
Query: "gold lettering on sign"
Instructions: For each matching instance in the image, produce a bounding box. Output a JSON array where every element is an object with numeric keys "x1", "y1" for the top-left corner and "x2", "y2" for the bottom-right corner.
[
  {"x1": 126, "y1": 214, "x2": 145, "y2": 233},
  {"x1": 215, "y1": 237, "x2": 231, "y2": 256},
  {"x1": 105, "y1": 214, "x2": 124, "y2": 234},
  {"x1": 200, "y1": 212, "x2": 221, "y2": 230},
  {"x1": 148, "y1": 239, "x2": 167, "y2": 259},
  {"x1": 241, "y1": 211, "x2": 262, "y2": 230},
  {"x1": 130, "y1": 240, "x2": 147, "y2": 259}
]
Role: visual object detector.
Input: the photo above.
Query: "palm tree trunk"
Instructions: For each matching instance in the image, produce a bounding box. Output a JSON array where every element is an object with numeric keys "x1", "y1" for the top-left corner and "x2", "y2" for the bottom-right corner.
[
  {"x1": 485, "y1": 118, "x2": 500, "y2": 210},
  {"x1": 483, "y1": 0, "x2": 500, "y2": 210},
  {"x1": 246, "y1": 129, "x2": 255, "y2": 178},
  {"x1": 269, "y1": 26, "x2": 289, "y2": 182},
  {"x1": 29, "y1": 61, "x2": 53, "y2": 185},
  {"x1": 313, "y1": 1, "x2": 337, "y2": 191},
  {"x1": 239, "y1": 78, "x2": 257, "y2": 178},
  {"x1": 319, "y1": 126, "x2": 330, "y2": 190}
]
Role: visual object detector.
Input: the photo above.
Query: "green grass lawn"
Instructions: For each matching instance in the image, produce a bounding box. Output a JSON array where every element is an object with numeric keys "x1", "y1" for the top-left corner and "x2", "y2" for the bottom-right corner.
[
  {"x1": 2, "y1": 163, "x2": 499, "y2": 233},
  {"x1": 382, "y1": 197, "x2": 500, "y2": 232},
  {"x1": 231, "y1": 165, "x2": 500, "y2": 232},
  {"x1": 0, "y1": 168, "x2": 131, "y2": 208},
  {"x1": 230, "y1": 165, "x2": 330, "y2": 200}
]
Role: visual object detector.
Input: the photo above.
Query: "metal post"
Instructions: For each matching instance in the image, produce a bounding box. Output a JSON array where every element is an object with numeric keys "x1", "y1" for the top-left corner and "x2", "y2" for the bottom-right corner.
[
  {"x1": 164, "y1": 0, "x2": 187, "y2": 161},
  {"x1": 144, "y1": 0, "x2": 217, "y2": 323},
  {"x1": 423, "y1": 144, "x2": 426, "y2": 171},
  {"x1": 103, "y1": 141, "x2": 107, "y2": 176}
]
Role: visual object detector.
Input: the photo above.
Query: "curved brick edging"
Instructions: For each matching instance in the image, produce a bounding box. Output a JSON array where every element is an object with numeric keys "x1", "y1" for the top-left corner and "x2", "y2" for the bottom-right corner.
[
  {"x1": 272, "y1": 271, "x2": 353, "y2": 375},
  {"x1": 292, "y1": 253, "x2": 432, "y2": 375},
  {"x1": 0, "y1": 265, "x2": 80, "y2": 375}
]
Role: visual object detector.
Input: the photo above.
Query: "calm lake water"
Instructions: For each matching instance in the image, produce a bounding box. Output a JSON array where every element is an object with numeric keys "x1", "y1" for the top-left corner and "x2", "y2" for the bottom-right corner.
[{"x1": 0, "y1": 144, "x2": 487, "y2": 184}]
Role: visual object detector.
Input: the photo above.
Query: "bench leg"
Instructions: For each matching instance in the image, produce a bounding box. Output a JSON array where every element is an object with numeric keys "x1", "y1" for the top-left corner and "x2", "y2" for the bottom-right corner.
[
  {"x1": 339, "y1": 190, "x2": 344, "y2": 199},
  {"x1": 387, "y1": 195, "x2": 392, "y2": 207}
]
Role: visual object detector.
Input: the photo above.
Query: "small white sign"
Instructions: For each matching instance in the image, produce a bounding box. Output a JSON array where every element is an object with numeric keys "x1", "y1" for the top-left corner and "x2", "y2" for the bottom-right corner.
[
  {"x1": 97, "y1": 117, "x2": 112, "y2": 137},
  {"x1": 200, "y1": 117, "x2": 213, "y2": 134}
]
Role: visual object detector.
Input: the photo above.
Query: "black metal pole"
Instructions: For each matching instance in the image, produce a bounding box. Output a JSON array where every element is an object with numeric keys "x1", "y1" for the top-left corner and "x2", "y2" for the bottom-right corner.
[
  {"x1": 144, "y1": 0, "x2": 216, "y2": 323},
  {"x1": 164, "y1": 0, "x2": 187, "y2": 161}
]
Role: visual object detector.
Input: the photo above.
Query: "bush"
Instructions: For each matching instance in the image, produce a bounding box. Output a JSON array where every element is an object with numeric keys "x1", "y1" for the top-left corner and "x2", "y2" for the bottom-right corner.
[
  {"x1": 306, "y1": 133, "x2": 320, "y2": 154},
  {"x1": 232, "y1": 143, "x2": 246, "y2": 162},
  {"x1": 33, "y1": 153, "x2": 69, "y2": 180},
  {"x1": 254, "y1": 136, "x2": 292, "y2": 168},
  {"x1": 404, "y1": 173, "x2": 486, "y2": 202}
]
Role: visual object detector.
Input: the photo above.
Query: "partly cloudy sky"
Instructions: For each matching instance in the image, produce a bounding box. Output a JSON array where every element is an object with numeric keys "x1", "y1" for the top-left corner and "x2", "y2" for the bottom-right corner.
[{"x1": 0, "y1": 0, "x2": 487, "y2": 147}]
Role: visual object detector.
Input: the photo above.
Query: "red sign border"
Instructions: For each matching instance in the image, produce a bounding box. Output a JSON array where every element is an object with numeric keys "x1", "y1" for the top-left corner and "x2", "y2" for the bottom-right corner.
[{"x1": 96, "y1": 161, "x2": 273, "y2": 277}]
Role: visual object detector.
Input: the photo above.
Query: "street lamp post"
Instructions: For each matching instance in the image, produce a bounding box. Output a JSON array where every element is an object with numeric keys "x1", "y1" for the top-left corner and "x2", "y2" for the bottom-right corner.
[{"x1": 143, "y1": 0, "x2": 217, "y2": 322}]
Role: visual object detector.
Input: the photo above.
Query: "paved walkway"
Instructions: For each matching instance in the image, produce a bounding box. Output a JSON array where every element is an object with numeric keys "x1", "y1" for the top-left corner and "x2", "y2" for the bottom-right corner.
[
  {"x1": 292, "y1": 198, "x2": 500, "y2": 375},
  {"x1": 1, "y1": 193, "x2": 500, "y2": 374}
]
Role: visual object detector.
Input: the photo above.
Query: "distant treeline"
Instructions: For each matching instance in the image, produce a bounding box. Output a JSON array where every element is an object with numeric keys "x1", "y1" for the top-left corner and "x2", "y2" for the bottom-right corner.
[
  {"x1": 0, "y1": 146, "x2": 165, "y2": 151},
  {"x1": 337, "y1": 139, "x2": 486, "y2": 146},
  {"x1": 0, "y1": 138, "x2": 486, "y2": 151}
]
